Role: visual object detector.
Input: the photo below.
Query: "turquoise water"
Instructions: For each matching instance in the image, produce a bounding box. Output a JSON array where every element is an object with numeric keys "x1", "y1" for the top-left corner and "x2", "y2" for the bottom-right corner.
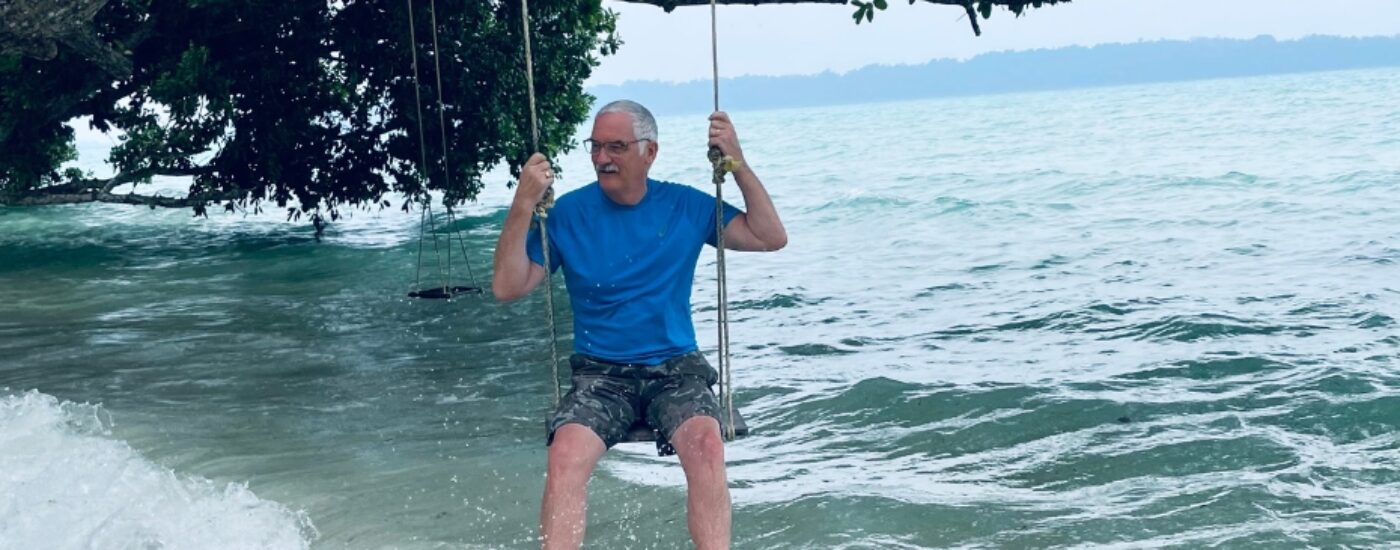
[{"x1": 3, "y1": 67, "x2": 1399, "y2": 548}]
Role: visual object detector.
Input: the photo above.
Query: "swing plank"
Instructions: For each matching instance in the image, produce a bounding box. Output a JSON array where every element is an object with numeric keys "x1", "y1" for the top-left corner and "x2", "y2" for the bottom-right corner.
[
  {"x1": 620, "y1": 408, "x2": 749, "y2": 443},
  {"x1": 408, "y1": 286, "x2": 483, "y2": 299}
]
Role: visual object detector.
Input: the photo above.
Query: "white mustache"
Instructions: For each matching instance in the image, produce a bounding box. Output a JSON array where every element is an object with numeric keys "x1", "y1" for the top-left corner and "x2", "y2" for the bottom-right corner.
[{"x1": 597, "y1": 164, "x2": 619, "y2": 174}]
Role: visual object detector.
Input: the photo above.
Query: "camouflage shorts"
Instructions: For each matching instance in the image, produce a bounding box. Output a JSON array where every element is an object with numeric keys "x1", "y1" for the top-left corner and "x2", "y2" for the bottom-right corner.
[{"x1": 547, "y1": 351, "x2": 721, "y2": 452}]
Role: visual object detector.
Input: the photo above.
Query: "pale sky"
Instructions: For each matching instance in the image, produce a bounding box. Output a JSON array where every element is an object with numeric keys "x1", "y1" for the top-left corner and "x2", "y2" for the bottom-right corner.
[{"x1": 588, "y1": 0, "x2": 1400, "y2": 86}]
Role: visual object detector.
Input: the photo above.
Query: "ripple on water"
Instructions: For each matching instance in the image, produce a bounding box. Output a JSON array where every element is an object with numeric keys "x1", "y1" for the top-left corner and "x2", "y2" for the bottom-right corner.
[
  {"x1": 1103, "y1": 313, "x2": 1318, "y2": 342},
  {"x1": 1116, "y1": 355, "x2": 1286, "y2": 382},
  {"x1": 727, "y1": 293, "x2": 828, "y2": 311},
  {"x1": 778, "y1": 343, "x2": 857, "y2": 356}
]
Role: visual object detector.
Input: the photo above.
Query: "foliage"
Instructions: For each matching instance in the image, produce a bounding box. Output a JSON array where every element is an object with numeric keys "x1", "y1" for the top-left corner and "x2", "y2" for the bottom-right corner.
[
  {"x1": 630, "y1": 0, "x2": 1067, "y2": 36},
  {"x1": 851, "y1": 0, "x2": 1066, "y2": 32},
  {"x1": 0, "y1": 0, "x2": 619, "y2": 227}
]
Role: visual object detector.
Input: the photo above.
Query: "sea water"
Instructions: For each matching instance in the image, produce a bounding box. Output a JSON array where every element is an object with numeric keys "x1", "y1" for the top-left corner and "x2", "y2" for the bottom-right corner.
[{"x1": 2, "y1": 67, "x2": 1398, "y2": 548}]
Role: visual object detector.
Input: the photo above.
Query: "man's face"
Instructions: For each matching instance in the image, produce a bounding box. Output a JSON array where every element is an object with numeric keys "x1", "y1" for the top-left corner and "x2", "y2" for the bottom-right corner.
[{"x1": 590, "y1": 112, "x2": 656, "y2": 193}]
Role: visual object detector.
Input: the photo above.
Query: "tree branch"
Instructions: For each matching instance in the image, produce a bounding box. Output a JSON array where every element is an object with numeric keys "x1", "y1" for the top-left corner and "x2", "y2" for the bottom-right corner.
[
  {"x1": 6, "y1": 190, "x2": 237, "y2": 208},
  {"x1": 91, "y1": 166, "x2": 211, "y2": 194},
  {"x1": 618, "y1": 0, "x2": 1065, "y2": 34},
  {"x1": 962, "y1": 1, "x2": 982, "y2": 36},
  {"x1": 0, "y1": 0, "x2": 131, "y2": 77},
  {"x1": 622, "y1": 0, "x2": 1053, "y2": 8},
  {"x1": 1, "y1": 166, "x2": 231, "y2": 208},
  {"x1": 0, "y1": 4, "x2": 160, "y2": 151},
  {"x1": 628, "y1": 0, "x2": 845, "y2": 6}
]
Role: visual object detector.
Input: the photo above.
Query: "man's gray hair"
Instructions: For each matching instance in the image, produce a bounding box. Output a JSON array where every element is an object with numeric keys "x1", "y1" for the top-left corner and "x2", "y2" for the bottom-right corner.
[{"x1": 597, "y1": 100, "x2": 658, "y2": 148}]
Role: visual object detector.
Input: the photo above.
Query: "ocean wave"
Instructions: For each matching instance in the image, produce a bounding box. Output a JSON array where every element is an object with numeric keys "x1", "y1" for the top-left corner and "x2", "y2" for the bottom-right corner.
[
  {"x1": 1102, "y1": 313, "x2": 1319, "y2": 343},
  {"x1": 1117, "y1": 356, "x2": 1285, "y2": 382},
  {"x1": 729, "y1": 293, "x2": 829, "y2": 311},
  {"x1": 779, "y1": 343, "x2": 858, "y2": 356},
  {"x1": 0, "y1": 390, "x2": 317, "y2": 550},
  {"x1": 803, "y1": 192, "x2": 917, "y2": 214}
]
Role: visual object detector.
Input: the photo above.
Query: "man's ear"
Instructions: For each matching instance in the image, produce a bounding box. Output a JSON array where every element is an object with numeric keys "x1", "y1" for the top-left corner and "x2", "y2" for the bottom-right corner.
[{"x1": 644, "y1": 140, "x2": 659, "y2": 163}]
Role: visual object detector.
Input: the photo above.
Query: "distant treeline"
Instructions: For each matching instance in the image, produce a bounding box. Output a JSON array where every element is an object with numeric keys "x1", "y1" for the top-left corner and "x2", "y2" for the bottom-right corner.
[{"x1": 589, "y1": 35, "x2": 1400, "y2": 114}]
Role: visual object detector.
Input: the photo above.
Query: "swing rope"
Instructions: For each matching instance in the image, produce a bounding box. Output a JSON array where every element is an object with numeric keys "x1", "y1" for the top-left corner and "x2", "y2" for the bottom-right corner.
[
  {"x1": 406, "y1": 0, "x2": 444, "y2": 295},
  {"x1": 521, "y1": 0, "x2": 738, "y2": 436},
  {"x1": 427, "y1": 0, "x2": 480, "y2": 291},
  {"x1": 519, "y1": 0, "x2": 563, "y2": 406},
  {"x1": 407, "y1": 0, "x2": 481, "y2": 298},
  {"x1": 708, "y1": 0, "x2": 738, "y2": 442}
]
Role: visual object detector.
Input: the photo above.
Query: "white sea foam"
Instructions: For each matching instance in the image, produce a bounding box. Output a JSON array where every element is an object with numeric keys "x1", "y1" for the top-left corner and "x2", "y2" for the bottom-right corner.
[{"x1": 0, "y1": 390, "x2": 317, "y2": 550}]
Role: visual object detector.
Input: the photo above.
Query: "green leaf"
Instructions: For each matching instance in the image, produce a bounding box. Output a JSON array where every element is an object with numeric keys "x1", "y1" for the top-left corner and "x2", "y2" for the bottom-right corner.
[
  {"x1": 874, "y1": 0, "x2": 887, "y2": 10},
  {"x1": 979, "y1": 1, "x2": 993, "y2": 19},
  {"x1": 1, "y1": 0, "x2": 615, "y2": 222}
]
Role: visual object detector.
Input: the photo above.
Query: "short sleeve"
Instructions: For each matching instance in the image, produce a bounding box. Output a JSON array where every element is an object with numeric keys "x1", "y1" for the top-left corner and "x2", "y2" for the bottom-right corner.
[
  {"x1": 703, "y1": 198, "x2": 743, "y2": 248},
  {"x1": 526, "y1": 217, "x2": 563, "y2": 274}
]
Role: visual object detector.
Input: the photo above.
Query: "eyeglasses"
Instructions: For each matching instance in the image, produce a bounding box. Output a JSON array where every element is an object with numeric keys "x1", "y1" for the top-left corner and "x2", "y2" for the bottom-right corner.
[{"x1": 582, "y1": 138, "x2": 648, "y2": 155}]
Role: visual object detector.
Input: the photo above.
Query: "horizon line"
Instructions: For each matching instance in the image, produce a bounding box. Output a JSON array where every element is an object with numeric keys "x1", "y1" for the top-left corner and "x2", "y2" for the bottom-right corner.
[{"x1": 587, "y1": 32, "x2": 1400, "y2": 89}]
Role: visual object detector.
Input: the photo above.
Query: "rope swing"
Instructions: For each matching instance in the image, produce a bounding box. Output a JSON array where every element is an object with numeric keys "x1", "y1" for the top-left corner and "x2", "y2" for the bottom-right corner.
[
  {"x1": 523, "y1": 0, "x2": 747, "y2": 452},
  {"x1": 405, "y1": 0, "x2": 482, "y2": 300}
]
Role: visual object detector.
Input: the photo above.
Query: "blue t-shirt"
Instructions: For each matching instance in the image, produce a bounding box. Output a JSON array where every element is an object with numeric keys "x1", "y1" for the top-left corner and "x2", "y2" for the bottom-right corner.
[{"x1": 527, "y1": 179, "x2": 741, "y2": 365}]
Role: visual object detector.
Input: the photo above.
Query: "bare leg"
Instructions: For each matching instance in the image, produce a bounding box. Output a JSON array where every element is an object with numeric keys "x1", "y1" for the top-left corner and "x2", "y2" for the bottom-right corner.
[
  {"x1": 541, "y1": 424, "x2": 607, "y2": 550},
  {"x1": 670, "y1": 416, "x2": 731, "y2": 550}
]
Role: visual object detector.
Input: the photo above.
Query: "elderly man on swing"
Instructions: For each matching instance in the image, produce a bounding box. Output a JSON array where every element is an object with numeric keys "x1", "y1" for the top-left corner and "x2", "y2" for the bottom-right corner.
[{"x1": 492, "y1": 99, "x2": 787, "y2": 549}]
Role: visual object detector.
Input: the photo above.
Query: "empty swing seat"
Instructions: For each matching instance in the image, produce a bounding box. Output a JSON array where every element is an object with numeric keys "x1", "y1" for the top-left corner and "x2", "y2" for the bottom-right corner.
[{"x1": 408, "y1": 285, "x2": 483, "y2": 299}]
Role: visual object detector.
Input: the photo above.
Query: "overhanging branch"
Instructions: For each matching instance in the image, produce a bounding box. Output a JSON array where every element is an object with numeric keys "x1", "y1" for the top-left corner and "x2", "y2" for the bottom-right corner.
[
  {"x1": 617, "y1": 0, "x2": 1067, "y2": 35},
  {"x1": 7, "y1": 190, "x2": 236, "y2": 208},
  {"x1": 1, "y1": 166, "x2": 234, "y2": 208},
  {"x1": 90, "y1": 166, "x2": 211, "y2": 194},
  {"x1": 0, "y1": 0, "x2": 132, "y2": 77},
  {"x1": 625, "y1": 0, "x2": 1050, "y2": 7},
  {"x1": 962, "y1": 1, "x2": 982, "y2": 36}
]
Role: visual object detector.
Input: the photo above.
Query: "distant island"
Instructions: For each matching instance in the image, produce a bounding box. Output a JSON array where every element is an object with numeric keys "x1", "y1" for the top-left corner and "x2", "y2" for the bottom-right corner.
[{"x1": 589, "y1": 35, "x2": 1400, "y2": 114}]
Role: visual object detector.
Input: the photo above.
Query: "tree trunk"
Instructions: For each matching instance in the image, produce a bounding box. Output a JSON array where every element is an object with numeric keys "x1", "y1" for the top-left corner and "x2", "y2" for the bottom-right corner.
[{"x1": 0, "y1": 0, "x2": 131, "y2": 77}]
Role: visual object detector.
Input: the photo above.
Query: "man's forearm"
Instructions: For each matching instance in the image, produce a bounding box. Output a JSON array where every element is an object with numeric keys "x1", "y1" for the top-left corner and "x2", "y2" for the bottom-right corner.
[
  {"x1": 492, "y1": 200, "x2": 537, "y2": 300},
  {"x1": 731, "y1": 166, "x2": 787, "y2": 249}
]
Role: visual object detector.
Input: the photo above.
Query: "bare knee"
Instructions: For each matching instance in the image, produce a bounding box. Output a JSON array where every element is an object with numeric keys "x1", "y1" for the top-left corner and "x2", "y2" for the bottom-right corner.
[
  {"x1": 547, "y1": 424, "x2": 605, "y2": 480},
  {"x1": 692, "y1": 430, "x2": 726, "y2": 466},
  {"x1": 675, "y1": 417, "x2": 726, "y2": 467}
]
